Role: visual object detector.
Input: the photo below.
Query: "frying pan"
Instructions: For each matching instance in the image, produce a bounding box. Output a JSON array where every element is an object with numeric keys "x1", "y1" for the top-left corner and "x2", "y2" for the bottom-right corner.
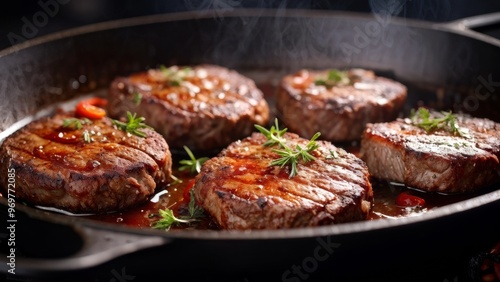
[{"x1": 1, "y1": 8, "x2": 500, "y2": 281}]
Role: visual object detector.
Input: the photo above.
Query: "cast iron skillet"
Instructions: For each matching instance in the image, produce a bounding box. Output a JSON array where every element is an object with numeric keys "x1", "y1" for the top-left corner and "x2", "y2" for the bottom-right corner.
[{"x1": 1, "y1": 9, "x2": 500, "y2": 281}]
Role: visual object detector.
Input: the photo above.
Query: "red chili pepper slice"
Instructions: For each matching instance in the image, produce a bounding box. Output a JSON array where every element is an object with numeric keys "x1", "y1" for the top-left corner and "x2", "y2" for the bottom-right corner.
[
  {"x1": 75, "y1": 98, "x2": 108, "y2": 119},
  {"x1": 395, "y1": 191, "x2": 426, "y2": 207},
  {"x1": 182, "y1": 179, "x2": 196, "y2": 202}
]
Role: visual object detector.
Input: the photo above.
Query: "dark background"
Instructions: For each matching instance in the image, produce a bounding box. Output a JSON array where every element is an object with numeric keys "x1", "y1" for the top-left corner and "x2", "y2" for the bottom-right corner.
[{"x1": 2, "y1": 0, "x2": 500, "y2": 51}]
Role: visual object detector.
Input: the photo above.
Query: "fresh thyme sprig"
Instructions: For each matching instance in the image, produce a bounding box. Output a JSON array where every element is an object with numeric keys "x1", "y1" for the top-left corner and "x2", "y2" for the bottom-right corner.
[
  {"x1": 178, "y1": 146, "x2": 209, "y2": 174},
  {"x1": 314, "y1": 69, "x2": 350, "y2": 87},
  {"x1": 153, "y1": 190, "x2": 204, "y2": 231},
  {"x1": 62, "y1": 117, "x2": 92, "y2": 130},
  {"x1": 256, "y1": 119, "x2": 321, "y2": 178},
  {"x1": 410, "y1": 107, "x2": 465, "y2": 137},
  {"x1": 111, "y1": 111, "x2": 152, "y2": 138}
]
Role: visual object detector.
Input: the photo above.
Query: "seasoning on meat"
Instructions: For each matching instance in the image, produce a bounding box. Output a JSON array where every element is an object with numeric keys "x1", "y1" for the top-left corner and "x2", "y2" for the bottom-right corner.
[
  {"x1": 193, "y1": 131, "x2": 373, "y2": 230},
  {"x1": 277, "y1": 68, "x2": 407, "y2": 142},
  {"x1": 0, "y1": 111, "x2": 172, "y2": 213},
  {"x1": 107, "y1": 64, "x2": 270, "y2": 151},
  {"x1": 360, "y1": 109, "x2": 500, "y2": 193}
]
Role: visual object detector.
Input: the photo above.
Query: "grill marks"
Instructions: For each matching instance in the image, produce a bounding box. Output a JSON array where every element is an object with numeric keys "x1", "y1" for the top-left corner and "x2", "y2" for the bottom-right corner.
[
  {"x1": 107, "y1": 64, "x2": 270, "y2": 151},
  {"x1": 0, "y1": 111, "x2": 172, "y2": 213},
  {"x1": 277, "y1": 69, "x2": 407, "y2": 142},
  {"x1": 360, "y1": 114, "x2": 500, "y2": 193},
  {"x1": 193, "y1": 132, "x2": 373, "y2": 230}
]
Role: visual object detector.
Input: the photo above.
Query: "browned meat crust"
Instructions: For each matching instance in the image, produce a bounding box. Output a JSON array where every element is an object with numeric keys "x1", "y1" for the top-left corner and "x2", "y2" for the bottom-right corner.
[
  {"x1": 277, "y1": 69, "x2": 407, "y2": 142},
  {"x1": 0, "y1": 111, "x2": 172, "y2": 213},
  {"x1": 360, "y1": 113, "x2": 500, "y2": 193},
  {"x1": 193, "y1": 132, "x2": 373, "y2": 230},
  {"x1": 107, "y1": 64, "x2": 270, "y2": 151}
]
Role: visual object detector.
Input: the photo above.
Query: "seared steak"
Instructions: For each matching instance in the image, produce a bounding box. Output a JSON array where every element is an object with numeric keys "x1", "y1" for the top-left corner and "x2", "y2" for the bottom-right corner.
[
  {"x1": 107, "y1": 64, "x2": 270, "y2": 152},
  {"x1": 193, "y1": 132, "x2": 373, "y2": 230},
  {"x1": 0, "y1": 111, "x2": 172, "y2": 213},
  {"x1": 360, "y1": 112, "x2": 500, "y2": 193},
  {"x1": 277, "y1": 69, "x2": 407, "y2": 142}
]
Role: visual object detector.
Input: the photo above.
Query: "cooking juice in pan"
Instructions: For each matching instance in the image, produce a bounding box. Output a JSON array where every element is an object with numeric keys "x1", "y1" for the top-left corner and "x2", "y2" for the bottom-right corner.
[{"x1": 0, "y1": 72, "x2": 499, "y2": 230}]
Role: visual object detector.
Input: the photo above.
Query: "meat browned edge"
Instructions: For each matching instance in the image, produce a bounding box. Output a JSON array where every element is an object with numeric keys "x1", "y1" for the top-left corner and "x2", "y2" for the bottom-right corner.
[
  {"x1": 107, "y1": 64, "x2": 270, "y2": 152},
  {"x1": 0, "y1": 111, "x2": 172, "y2": 213},
  {"x1": 360, "y1": 113, "x2": 500, "y2": 193},
  {"x1": 277, "y1": 69, "x2": 407, "y2": 142},
  {"x1": 193, "y1": 132, "x2": 373, "y2": 230}
]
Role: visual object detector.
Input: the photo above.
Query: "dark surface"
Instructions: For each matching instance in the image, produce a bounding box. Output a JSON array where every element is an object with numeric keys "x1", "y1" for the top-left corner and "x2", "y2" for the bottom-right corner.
[
  {"x1": 1, "y1": 5, "x2": 500, "y2": 282},
  {"x1": 2, "y1": 0, "x2": 500, "y2": 51}
]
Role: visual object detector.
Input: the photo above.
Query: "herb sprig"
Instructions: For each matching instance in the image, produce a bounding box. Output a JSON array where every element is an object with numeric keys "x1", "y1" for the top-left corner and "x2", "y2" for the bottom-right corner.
[
  {"x1": 178, "y1": 146, "x2": 209, "y2": 174},
  {"x1": 159, "y1": 65, "x2": 194, "y2": 86},
  {"x1": 254, "y1": 118, "x2": 287, "y2": 147},
  {"x1": 410, "y1": 107, "x2": 466, "y2": 137},
  {"x1": 132, "y1": 91, "x2": 142, "y2": 106},
  {"x1": 153, "y1": 190, "x2": 204, "y2": 231},
  {"x1": 255, "y1": 119, "x2": 321, "y2": 178},
  {"x1": 112, "y1": 111, "x2": 152, "y2": 138},
  {"x1": 62, "y1": 118, "x2": 92, "y2": 130},
  {"x1": 314, "y1": 69, "x2": 350, "y2": 88}
]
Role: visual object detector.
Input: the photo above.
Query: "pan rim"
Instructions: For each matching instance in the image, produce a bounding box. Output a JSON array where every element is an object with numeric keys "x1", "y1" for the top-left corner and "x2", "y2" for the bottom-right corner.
[
  {"x1": 1, "y1": 8, "x2": 500, "y2": 240},
  {"x1": 3, "y1": 8, "x2": 499, "y2": 57},
  {"x1": 1, "y1": 187, "x2": 499, "y2": 239}
]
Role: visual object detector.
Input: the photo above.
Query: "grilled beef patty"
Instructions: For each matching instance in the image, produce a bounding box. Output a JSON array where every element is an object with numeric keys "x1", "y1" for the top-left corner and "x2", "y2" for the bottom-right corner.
[
  {"x1": 277, "y1": 69, "x2": 407, "y2": 142},
  {"x1": 193, "y1": 132, "x2": 373, "y2": 230},
  {"x1": 360, "y1": 112, "x2": 500, "y2": 193},
  {"x1": 107, "y1": 64, "x2": 270, "y2": 152},
  {"x1": 0, "y1": 111, "x2": 172, "y2": 213}
]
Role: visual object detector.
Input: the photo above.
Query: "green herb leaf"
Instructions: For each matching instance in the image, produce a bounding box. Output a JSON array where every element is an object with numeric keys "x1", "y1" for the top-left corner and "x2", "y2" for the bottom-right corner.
[
  {"x1": 314, "y1": 69, "x2": 350, "y2": 87},
  {"x1": 178, "y1": 146, "x2": 209, "y2": 174},
  {"x1": 410, "y1": 107, "x2": 466, "y2": 137},
  {"x1": 112, "y1": 112, "x2": 152, "y2": 138},
  {"x1": 327, "y1": 149, "x2": 339, "y2": 159},
  {"x1": 258, "y1": 119, "x2": 321, "y2": 178},
  {"x1": 159, "y1": 65, "x2": 194, "y2": 86},
  {"x1": 152, "y1": 209, "x2": 193, "y2": 231},
  {"x1": 62, "y1": 118, "x2": 92, "y2": 130},
  {"x1": 254, "y1": 118, "x2": 288, "y2": 147},
  {"x1": 132, "y1": 92, "x2": 142, "y2": 106},
  {"x1": 188, "y1": 189, "x2": 204, "y2": 219},
  {"x1": 152, "y1": 191, "x2": 204, "y2": 231}
]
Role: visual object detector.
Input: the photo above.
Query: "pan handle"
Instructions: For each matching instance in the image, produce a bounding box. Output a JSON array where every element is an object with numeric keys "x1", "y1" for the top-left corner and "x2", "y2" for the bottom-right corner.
[
  {"x1": 1, "y1": 223, "x2": 169, "y2": 275},
  {"x1": 435, "y1": 11, "x2": 500, "y2": 44}
]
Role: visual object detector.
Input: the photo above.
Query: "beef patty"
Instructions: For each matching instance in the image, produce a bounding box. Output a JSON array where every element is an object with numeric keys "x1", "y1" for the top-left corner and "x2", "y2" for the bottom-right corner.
[
  {"x1": 107, "y1": 64, "x2": 270, "y2": 152},
  {"x1": 0, "y1": 111, "x2": 172, "y2": 213},
  {"x1": 277, "y1": 68, "x2": 407, "y2": 142},
  {"x1": 193, "y1": 132, "x2": 373, "y2": 230},
  {"x1": 360, "y1": 110, "x2": 500, "y2": 193}
]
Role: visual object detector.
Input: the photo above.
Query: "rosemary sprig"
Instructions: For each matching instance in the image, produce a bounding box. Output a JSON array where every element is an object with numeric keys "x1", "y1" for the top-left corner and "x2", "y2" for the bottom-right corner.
[
  {"x1": 314, "y1": 69, "x2": 350, "y2": 87},
  {"x1": 410, "y1": 107, "x2": 465, "y2": 136},
  {"x1": 257, "y1": 119, "x2": 321, "y2": 178},
  {"x1": 111, "y1": 111, "x2": 152, "y2": 138},
  {"x1": 178, "y1": 146, "x2": 209, "y2": 174},
  {"x1": 188, "y1": 189, "x2": 204, "y2": 219},
  {"x1": 159, "y1": 65, "x2": 194, "y2": 86},
  {"x1": 153, "y1": 190, "x2": 204, "y2": 231},
  {"x1": 254, "y1": 118, "x2": 287, "y2": 147},
  {"x1": 270, "y1": 132, "x2": 321, "y2": 178},
  {"x1": 62, "y1": 118, "x2": 92, "y2": 130}
]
